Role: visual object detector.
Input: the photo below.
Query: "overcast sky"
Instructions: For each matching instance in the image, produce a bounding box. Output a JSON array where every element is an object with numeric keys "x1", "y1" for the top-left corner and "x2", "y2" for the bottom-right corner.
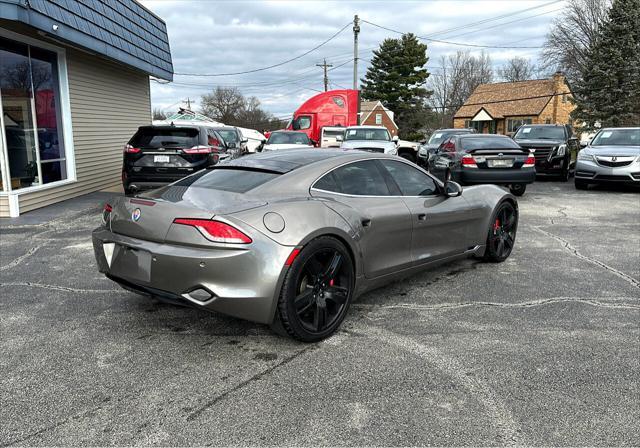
[{"x1": 140, "y1": 0, "x2": 565, "y2": 121}]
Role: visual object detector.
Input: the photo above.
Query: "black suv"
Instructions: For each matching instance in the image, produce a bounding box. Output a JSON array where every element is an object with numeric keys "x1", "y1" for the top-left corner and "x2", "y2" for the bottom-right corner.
[
  {"x1": 512, "y1": 124, "x2": 579, "y2": 181},
  {"x1": 428, "y1": 134, "x2": 536, "y2": 196},
  {"x1": 122, "y1": 125, "x2": 227, "y2": 194}
]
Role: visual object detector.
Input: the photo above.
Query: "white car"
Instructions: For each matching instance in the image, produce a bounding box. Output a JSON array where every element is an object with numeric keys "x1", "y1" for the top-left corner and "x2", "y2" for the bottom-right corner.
[
  {"x1": 261, "y1": 131, "x2": 315, "y2": 151},
  {"x1": 320, "y1": 127, "x2": 346, "y2": 148},
  {"x1": 339, "y1": 126, "x2": 398, "y2": 155}
]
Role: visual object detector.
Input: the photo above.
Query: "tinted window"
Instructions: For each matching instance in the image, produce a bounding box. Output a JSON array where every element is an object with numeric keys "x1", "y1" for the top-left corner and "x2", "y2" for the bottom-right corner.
[
  {"x1": 130, "y1": 127, "x2": 200, "y2": 149},
  {"x1": 313, "y1": 171, "x2": 339, "y2": 192},
  {"x1": 345, "y1": 128, "x2": 390, "y2": 141},
  {"x1": 460, "y1": 137, "x2": 522, "y2": 150},
  {"x1": 428, "y1": 130, "x2": 472, "y2": 145},
  {"x1": 326, "y1": 160, "x2": 390, "y2": 196},
  {"x1": 267, "y1": 132, "x2": 311, "y2": 145},
  {"x1": 174, "y1": 169, "x2": 279, "y2": 193},
  {"x1": 591, "y1": 129, "x2": 640, "y2": 146},
  {"x1": 381, "y1": 160, "x2": 437, "y2": 196},
  {"x1": 323, "y1": 129, "x2": 345, "y2": 138},
  {"x1": 295, "y1": 116, "x2": 311, "y2": 130},
  {"x1": 514, "y1": 126, "x2": 566, "y2": 140}
]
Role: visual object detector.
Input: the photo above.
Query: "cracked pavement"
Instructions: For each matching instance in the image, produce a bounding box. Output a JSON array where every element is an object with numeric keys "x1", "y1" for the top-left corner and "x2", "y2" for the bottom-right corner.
[{"x1": 0, "y1": 182, "x2": 639, "y2": 446}]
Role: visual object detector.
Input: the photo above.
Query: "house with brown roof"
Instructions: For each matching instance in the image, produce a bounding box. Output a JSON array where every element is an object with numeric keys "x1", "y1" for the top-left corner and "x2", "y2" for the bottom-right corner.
[
  {"x1": 360, "y1": 100, "x2": 399, "y2": 136},
  {"x1": 453, "y1": 72, "x2": 575, "y2": 135}
]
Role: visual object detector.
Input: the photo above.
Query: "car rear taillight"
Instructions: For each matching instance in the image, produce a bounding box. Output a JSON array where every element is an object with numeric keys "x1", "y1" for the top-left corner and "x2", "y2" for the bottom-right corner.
[
  {"x1": 183, "y1": 145, "x2": 215, "y2": 154},
  {"x1": 523, "y1": 154, "x2": 535, "y2": 168},
  {"x1": 124, "y1": 144, "x2": 141, "y2": 153},
  {"x1": 173, "y1": 218, "x2": 252, "y2": 244},
  {"x1": 441, "y1": 140, "x2": 456, "y2": 152},
  {"x1": 104, "y1": 203, "x2": 113, "y2": 213},
  {"x1": 461, "y1": 155, "x2": 477, "y2": 168}
]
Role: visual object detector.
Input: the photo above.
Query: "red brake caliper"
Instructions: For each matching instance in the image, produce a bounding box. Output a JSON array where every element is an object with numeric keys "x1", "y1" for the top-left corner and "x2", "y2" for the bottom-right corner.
[
  {"x1": 493, "y1": 219, "x2": 500, "y2": 234},
  {"x1": 329, "y1": 279, "x2": 334, "y2": 286}
]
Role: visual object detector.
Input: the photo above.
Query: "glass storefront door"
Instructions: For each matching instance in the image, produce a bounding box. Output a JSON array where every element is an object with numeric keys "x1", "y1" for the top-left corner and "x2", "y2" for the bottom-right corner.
[{"x1": 0, "y1": 36, "x2": 66, "y2": 191}]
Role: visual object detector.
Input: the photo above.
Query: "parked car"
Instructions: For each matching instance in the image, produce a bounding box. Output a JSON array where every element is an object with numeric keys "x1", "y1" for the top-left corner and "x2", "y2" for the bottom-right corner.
[
  {"x1": 320, "y1": 126, "x2": 346, "y2": 148},
  {"x1": 428, "y1": 134, "x2": 535, "y2": 196},
  {"x1": 122, "y1": 125, "x2": 226, "y2": 194},
  {"x1": 261, "y1": 131, "x2": 314, "y2": 151},
  {"x1": 418, "y1": 128, "x2": 475, "y2": 167},
  {"x1": 209, "y1": 126, "x2": 248, "y2": 158},
  {"x1": 574, "y1": 127, "x2": 640, "y2": 189},
  {"x1": 339, "y1": 125, "x2": 398, "y2": 154},
  {"x1": 513, "y1": 124, "x2": 579, "y2": 181},
  {"x1": 95, "y1": 149, "x2": 519, "y2": 342}
]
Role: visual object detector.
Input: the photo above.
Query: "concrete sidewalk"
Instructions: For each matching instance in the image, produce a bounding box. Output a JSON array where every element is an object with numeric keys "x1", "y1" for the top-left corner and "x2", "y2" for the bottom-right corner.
[{"x1": 0, "y1": 191, "x2": 121, "y2": 228}]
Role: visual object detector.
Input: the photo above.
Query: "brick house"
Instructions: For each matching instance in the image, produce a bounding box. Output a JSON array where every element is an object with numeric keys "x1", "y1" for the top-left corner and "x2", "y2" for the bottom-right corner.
[
  {"x1": 453, "y1": 73, "x2": 575, "y2": 136},
  {"x1": 360, "y1": 100, "x2": 399, "y2": 136}
]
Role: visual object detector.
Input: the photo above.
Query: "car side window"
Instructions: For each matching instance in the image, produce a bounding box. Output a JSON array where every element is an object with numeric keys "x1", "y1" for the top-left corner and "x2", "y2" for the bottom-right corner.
[
  {"x1": 316, "y1": 160, "x2": 391, "y2": 196},
  {"x1": 379, "y1": 160, "x2": 438, "y2": 196}
]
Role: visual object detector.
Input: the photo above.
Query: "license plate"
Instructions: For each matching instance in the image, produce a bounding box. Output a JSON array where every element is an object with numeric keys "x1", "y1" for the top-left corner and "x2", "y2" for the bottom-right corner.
[
  {"x1": 154, "y1": 155, "x2": 170, "y2": 163},
  {"x1": 488, "y1": 159, "x2": 513, "y2": 168},
  {"x1": 109, "y1": 245, "x2": 152, "y2": 283}
]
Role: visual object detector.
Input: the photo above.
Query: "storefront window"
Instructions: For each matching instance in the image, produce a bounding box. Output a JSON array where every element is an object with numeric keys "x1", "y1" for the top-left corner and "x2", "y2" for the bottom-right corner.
[{"x1": 0, "y1": 36, "x2": 66, "y2": 190}]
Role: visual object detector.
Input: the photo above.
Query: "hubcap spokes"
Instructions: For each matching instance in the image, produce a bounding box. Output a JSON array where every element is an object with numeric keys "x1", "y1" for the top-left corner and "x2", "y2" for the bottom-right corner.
[
  {"x1": 296, "y1": 249, "x2": 350, "y2": 332},
  {"x1": 492, "y1": 207, "x2": 517, "y2": 258}
]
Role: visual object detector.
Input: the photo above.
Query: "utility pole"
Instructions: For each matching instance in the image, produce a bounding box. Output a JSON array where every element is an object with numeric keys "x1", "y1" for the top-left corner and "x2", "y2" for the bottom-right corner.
[
  {"x1": 184, "y1": 97, "x2": 192, "y2": 110},
  {"x1": 353, "y1": 14, "x2": 360, "y2": 91},
  {"x1": 316, "y1": 58, "x2": 333, "y2": 91}
]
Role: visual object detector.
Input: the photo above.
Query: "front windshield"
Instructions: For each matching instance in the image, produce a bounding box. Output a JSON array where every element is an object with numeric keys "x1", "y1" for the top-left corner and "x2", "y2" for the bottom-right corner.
[
  {"x1": 267, "y1": 132, "x2": 310, "y2": 145},
  {"x1": 217, "y1": 130, "x2": 239, "y2": 143},
  {"x1": 590, "y1": 129, "x2": 640, "y2": 146},
  {"x1": 345, "y1": 128, "x2": 390, "y2": 141},
  {"x1": 514, "y1": 126, "x2": 566, "y2": 140}
]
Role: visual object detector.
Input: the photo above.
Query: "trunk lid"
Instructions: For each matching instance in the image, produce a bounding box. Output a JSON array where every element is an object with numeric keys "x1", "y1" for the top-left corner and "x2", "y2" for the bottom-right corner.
[
  {"x1": 110, "y1": 188, "x2": 266, "y2": 242},
  {"x1": 465, "y1": 147, "x2": 530, "y2": 170}
]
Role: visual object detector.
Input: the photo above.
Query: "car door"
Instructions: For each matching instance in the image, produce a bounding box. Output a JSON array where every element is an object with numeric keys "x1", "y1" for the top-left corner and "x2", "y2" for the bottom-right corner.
[
  {"x1": 311, "y1": 160, "x2": 413, "y2": 278},
  {"x1": 378, "y1": 159, "x2": 471, "y2": 263}
]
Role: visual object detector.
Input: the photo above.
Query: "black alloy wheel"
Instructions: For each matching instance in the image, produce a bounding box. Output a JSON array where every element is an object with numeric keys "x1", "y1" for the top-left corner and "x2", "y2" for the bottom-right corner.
[
  {"x1": 276, "y1": 237, "x2": 354, "y2": 342},
  {"x1": 560, "y1": 159, "x2": 571, "y2": 182},
  {"x1": 484, "y1": 202, "x2": 518, "y2": 262}
]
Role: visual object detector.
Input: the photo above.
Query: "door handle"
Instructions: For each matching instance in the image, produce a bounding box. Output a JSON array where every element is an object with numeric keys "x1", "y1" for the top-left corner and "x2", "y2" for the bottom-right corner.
[
  {"x1": 361, "y1": 218, "x2": 372, "y2": 227},
  {"x1": 418, "y1": 213, "x2": 427, "y2": 221}
]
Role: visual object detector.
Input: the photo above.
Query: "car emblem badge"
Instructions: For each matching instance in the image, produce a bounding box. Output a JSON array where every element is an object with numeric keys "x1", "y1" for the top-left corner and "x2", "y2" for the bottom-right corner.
[
  {"x1": 132, "y1": 208, "x2": 141, "y2": 222},
  {"x1": 611, "y1": 156, "x2": 617, "y2": 161}
]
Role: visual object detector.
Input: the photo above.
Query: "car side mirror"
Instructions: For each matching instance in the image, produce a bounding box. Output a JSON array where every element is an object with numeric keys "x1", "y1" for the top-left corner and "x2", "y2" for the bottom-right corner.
[
  {"x1": 392, "y1": 135, "x2": 399, "y2": 143},
  {"x1": 444, "y1": 181, "x2": 463, "y2": 197},
  {"x1": 241, "y1": 138, "x2": 248, "y2": 144},
  {"x1": 580, "y1": 142, "x2": 588, "y2": 148},
  {"x1": 310, "y1": 139, "x2": 317, "y2": 146},
  {"x1": 227, "y1": 142, "x2": 236, "y2": 149},
  {"x1": 261, "y1": 139, "x2": 267, "y2": 144}
]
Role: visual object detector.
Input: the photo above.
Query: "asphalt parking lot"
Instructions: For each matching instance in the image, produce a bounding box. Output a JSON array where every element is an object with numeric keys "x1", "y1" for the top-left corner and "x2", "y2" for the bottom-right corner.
[{"x1": 1, "y1": 180, "x2": 638, "y2": 446}]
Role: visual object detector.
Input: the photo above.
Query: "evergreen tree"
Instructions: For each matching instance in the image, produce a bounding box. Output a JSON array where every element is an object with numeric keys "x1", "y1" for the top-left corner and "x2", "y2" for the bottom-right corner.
[
  {"x1": 571, "y1": 0, "x2": 640, "y2": 128},
  {"x1": 360, "y1": 34, "x2": 432, "y2": 139}
]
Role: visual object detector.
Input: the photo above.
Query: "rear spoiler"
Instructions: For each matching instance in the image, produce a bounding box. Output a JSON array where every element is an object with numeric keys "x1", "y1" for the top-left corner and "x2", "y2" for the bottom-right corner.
[{"x1": 206, "y1": 165, "x2": 285, "y2": 175}]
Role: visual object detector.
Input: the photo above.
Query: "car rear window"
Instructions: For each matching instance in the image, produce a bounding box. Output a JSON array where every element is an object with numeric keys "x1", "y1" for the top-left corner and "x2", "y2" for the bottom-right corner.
[
  {"x1": 130, "y1": 127, "x2": 200, "y2": 149},
  {"x1": 174, "y1": 168, "x2": 280, "y2": 193},
  {"x1": 460, "y1": 137, "x2": 522, "y2": 150}
]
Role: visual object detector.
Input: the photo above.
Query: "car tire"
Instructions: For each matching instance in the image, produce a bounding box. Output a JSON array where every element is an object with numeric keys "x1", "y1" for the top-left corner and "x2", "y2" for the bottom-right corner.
[
  {"x1": 575, "y1": 179, "x2": 589, "y2": 190},
  {"x1": 399, "y1": 152, "x2": 416, "y2": 164},
  {"x1": 509, "y1": 183, "x2": 526, "y2": 196},
  {"x1": 275, "y1": 236, "x2": 354, "y2": 342},
  {"x1": 483, "y1": 201, "x2": 518, "y2": 263}
]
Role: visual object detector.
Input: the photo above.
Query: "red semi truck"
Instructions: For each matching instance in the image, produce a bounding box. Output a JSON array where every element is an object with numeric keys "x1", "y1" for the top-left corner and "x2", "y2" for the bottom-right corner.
[{"x1": 285, "y1": 89, "x2": 360, "y2": 144}]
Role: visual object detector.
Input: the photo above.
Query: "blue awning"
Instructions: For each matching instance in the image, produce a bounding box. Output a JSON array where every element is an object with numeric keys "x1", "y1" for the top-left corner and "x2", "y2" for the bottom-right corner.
[{"x1": 1, "y1": 0, "x2": 173, "y2": 80}]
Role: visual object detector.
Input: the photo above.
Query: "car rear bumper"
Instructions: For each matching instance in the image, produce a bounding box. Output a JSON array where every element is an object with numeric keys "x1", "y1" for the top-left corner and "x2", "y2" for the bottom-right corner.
[
  {"x1": 92, "y1": 227, "x2": 292, "y2": 324},
  {"x1": 575, "y1": 159, "x2": 640, "y2": 185},
  {"x1": 455, "y1": 168, "x2": 536, "y2": 185}
]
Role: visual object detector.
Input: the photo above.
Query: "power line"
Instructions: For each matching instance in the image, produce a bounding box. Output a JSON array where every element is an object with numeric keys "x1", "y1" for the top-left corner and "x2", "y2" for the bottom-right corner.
[
  {"x1": 173, "y1": 22, "x2": 351, "y2": 77},
  {"x1": 361, "y1": 19, "x2": 545, "y2": 49}
]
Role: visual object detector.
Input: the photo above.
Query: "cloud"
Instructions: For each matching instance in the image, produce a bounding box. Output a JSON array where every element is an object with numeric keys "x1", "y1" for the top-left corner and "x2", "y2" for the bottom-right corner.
[{"x1": 140, "y1": 0, "x2": 563, "y2": 120}]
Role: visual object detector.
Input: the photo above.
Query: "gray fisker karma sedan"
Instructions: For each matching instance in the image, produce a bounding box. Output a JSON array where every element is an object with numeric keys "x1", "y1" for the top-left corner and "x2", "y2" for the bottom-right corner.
[
  {"x1": 93, "y1": 149, "x2": 519, "y2": 341},
  {"x1": 575, "y1": 127, "x2": 640, "y2": 189}
]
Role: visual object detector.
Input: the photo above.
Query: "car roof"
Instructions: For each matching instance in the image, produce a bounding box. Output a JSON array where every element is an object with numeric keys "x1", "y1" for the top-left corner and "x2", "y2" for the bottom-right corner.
[
  {"x1": 457, "y1": 134, "x2": 511, "y2": 139},
  {"x1": 346, "y1": 125, "x2": 387, "y2": 129},
  {"x1": 435, "y1": 128, "x2": 473, "y2": 132},
  {"x1": 520, "y1": 124, "x2": 565, "y2": 127},
  {"x1": 599, "y1": 127, "x2": 639, "y2": 131},
  {"x1": 270, "y1": 130, "x2": 306, "y2": 134},
  {"x1": 215, "y1": 149, "x2": 348, "y2": 173}
]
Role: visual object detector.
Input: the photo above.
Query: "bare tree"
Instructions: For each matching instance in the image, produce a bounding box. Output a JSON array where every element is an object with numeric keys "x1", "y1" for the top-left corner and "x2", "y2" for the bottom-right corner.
[
  {"x1": 152, "y1": 108, "x2": 167, "y2": 121},
  {"x1": 498, "y1": 57, "x2": 537, "y2": 82},
  {"x1": 542, "y1": 0, "x2": 611, "y2": 82},
  {"x1": 428, "y1": 51, "x2": 494, "y2": 126},
  {"x1": 200, "y1": 87, "x2": 246, "y2": 124}
]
